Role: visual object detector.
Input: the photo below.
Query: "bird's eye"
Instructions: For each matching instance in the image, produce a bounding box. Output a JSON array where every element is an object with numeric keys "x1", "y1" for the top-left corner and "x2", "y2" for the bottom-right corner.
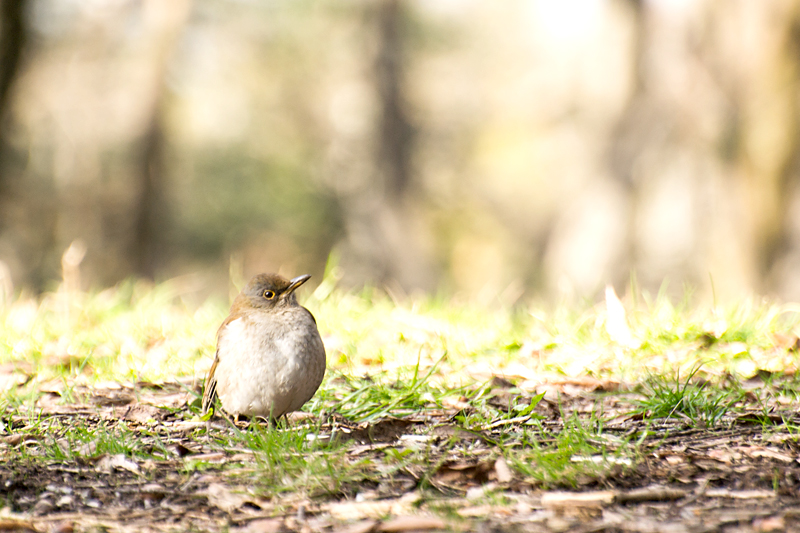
[{"x1": 263, "y1": 290, "x2": 276, "y2": 300}]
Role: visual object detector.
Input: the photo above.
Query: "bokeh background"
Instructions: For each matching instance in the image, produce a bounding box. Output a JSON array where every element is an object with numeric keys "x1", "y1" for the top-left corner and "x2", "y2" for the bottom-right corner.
[{"x1": 1, "y1": 0, "x2": 800, "y2": 303}]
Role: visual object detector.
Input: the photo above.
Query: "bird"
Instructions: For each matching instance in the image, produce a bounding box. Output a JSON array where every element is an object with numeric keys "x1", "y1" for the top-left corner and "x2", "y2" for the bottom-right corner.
[{"x1": 202, "y1": 273, "x2": 326, "y2": 421}]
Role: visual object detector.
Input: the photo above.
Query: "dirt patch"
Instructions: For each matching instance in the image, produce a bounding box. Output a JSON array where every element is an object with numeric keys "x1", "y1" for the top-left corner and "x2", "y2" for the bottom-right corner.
[{"x1": 1, "y1": 383, "x2": 800, "y2": 532}]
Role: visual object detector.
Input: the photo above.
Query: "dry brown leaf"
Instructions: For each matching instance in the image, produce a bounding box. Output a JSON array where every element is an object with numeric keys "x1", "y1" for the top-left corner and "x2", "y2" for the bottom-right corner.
[
  {"x1": 753, "y1": 515, "x2": 785, "y2": 532},
  {"x1": 206, "y1": 483, "x2": 262, "y2": 513},
  {"x1": 332, "y1": 520, "x2": 380, "y2": 533},
  {"x1": 189, "y1": 452, "x2": 226, "y2": 462},
  {"x1": 328, "y1": 493, "x2": 420, "y2": 521},
  {"x1": 90, "y1": 389, "x2": 134, "y2": 407},
  {"x1": 739, "y1": 446, "x2": 794, "y2": 463},
  {"x1": 704, "y1": 489, "x2": 775, "y2": 499},
  {"x1": 43, "y1": 354, "x2": 86, "y2": 374},
  {"x1": 378, "y1": 516, "x2": 447, "y2": 532},
  {"x1": 457, "y1": 505, "x2": 493, "y2": 518},
  {"x1": 494, "y1": 457, "x2": 512, "y2": 483},
  {"x1": 49, "y1": 521, "x2": 74, "y2": 533},
  {"x1": 0, "y1": 519, "x2": 40, "y2": 532},
  {"x1": 328, "y1": 501, "x2": 394, "y2": 521},
  {"x1": 541, "y1": 491, "x2": 616, "y2": 510},
  {"x1": 0, "y1": 371, "x2": 30, "y2": 392},
  {"x1": 546, "y1": 377, "x2": 622, "y2": 392},
  {"x1": 435, "y1": 460, "x2": 493, "y2": 485},
  {"x1": 616, "y1": 486, "x2": 687, "y2": 503},
  {"x1": 0, "y1": 434, "x2": 43, "y2": 446},
  {"x1": 708, "y1": 449, "x2": 741, "y2": 463},
  {"x1": 96, "y1": 454, "x2": 141, "y2": 475},
  {"x1": 142, "y1": 391, "x2": 188, "y2": 409},
  {"x1": 171, "y1": 421, "x2": 208, "y2": 431},
  {"x1": 771, "y1": 333, "x2": 800, "y2": 351},
  {"x1": 236, "y1": 518, "x2": 284, "y2": 533},
  {"x1": 120, "y1": 404, "x2": 164, "y2": 423},
  {"x1": 350, "y1": 418, "x2": 413, "y2": 443},
  {"x1": 441, "y1": 396, "x2": 470, "y2": 411}
]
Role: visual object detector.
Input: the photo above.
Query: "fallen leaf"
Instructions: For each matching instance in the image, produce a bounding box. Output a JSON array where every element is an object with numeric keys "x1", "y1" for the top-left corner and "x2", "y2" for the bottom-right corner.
[
  {"x1": 615, "y1": 486, "x2": 687, "y2": 503},
  {"x1": 90, "y1": 389, "x2": 134, "y2": 407},
  {"x1": 120, "y1": 404, "x2": 164, "y2": 423},
  {"x1": 0, "y1": 519, "x2": 40, "y2": 532},
  {"x1": 144, "y1": 391, "x2": 188, "y2": 409},
  {"x1": 96, "y1": 454, "x2": 141, "y2": 475},
  {"x1": 50, "y1": 521, "x2": 74, "y2": 533},
  {"x1": 740, "y1": 446, "x2": 794, "y2": 463},
  {"x1": 435, "y1": 459, "x2": 493, "y2": 485},
  {"x1": 753, "y1": 515, "x2": 785, "y2": 532},
  {"x1": 704, "y1": 489, "x2": 775, "y2": 499},
  {"x1": 1, "y1": 434, "x2": 41, "y2": 446},
  {"x1": 378, "y1": 516, "x2": 447, "y2": 532},
  {"x1": 328, "y1": 501, "x2": 394, "y2": 521},
  {"x1": 708, "y1": 449, "x2": 740, "y2": 463},
  {"x1": 236, "y1": 518, "x2": 284, "y2": 533},
  {"x1": 494, "y1": 457, "x2": 512, "y2": 483},
  {"x1": 328, "y1": 494, "x2": 420, "y2": 521},
  {"x1": 43, "y1": 354, "x2": 85, "y2": 374},
  {"x1": 0, "y1": 371, "x2": 30, "y2": 391},
  {"x1": 457, "y1": 505, "x2": 493, "y2": 517},
  {"x1": 206, "y1": 483, "x2": 258, "y2": 513},
  {"x1": 350, "y1": 418, "x2": 414, "y2": 444},
  {"x1": 541, "y1": 491, "x2": 616, "y2": 510},
  {"x1": 771, "y1": 333, "x2": 800, "y2": 351},
  {"x1": 189, "y1": 452, "x2": 226, "y2": 462},
  {"x1": 332, "y1": 520, "x2": 379, "y2": 533},
  {"x1": 140, "y1": 483, "x2": 167, "y2": 495}
]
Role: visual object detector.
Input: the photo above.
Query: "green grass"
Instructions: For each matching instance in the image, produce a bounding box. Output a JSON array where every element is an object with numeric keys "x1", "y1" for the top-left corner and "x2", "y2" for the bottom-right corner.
[
  {"x1": 1, "y1": 272, "x2": 800, "y2": 506},
  {"x1": 508, "y1": 411, "x2": 631, "y2": 489},
  {"x1": 632, "y1": 366, "x2": 746, "y2": 426}
]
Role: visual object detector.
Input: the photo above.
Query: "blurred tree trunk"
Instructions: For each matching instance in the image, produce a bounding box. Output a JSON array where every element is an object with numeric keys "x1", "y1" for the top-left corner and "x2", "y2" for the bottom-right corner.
[
  {"x1": 735, "y1": 4, "x2": 800, "y2": 291},
  {"x1": 752, "y1": 7, "x2": 800, "y2": 282},
  {"x1": 607, "y1": 0, "x2": 645, "y2": 283},
  {"x1": 134, "y1": 110, "x2": 166, "y2": 278},
  {"x1": 0, "y1": 0, "x2": 26, "y2": 198},
  {"x1": 335, "y1": 0, "x2": 436, "y2": 291},
  {"x1": 131, "y1": 0, "x2": 191, "y2": 279},
  {"x1": 376, "y1": 0, "x2": 413, "y2": 201}
]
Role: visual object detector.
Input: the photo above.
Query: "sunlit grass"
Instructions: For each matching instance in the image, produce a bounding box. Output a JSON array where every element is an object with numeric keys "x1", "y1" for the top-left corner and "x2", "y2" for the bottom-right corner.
[
  {"x1": 2, "y1": 271, "x2": 799, "y2": 396},
  {"x1": 632, "y1": 367, "x2": 746, "y2": 426},
  {"x1": 2, "y1": 270, "x2": 800, "y2": 499},
  {"x1": 507, "y1": 410, "x2": 632, "y2": 489}
]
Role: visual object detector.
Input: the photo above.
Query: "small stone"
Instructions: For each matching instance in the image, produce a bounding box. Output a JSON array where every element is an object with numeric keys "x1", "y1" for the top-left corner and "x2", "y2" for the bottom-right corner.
[
  {"x1": 55, "y1": 495, "x2": 74, "y2": 507},
  {"x1": 33, "y1": 498, "x2": 55, "y2": 515}
]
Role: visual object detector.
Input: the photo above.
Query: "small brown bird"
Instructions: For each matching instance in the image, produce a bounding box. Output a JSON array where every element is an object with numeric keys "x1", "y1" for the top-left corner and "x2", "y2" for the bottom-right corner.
[{"x1": 202, "y1": 273, "x2": 326, "y2": 420}]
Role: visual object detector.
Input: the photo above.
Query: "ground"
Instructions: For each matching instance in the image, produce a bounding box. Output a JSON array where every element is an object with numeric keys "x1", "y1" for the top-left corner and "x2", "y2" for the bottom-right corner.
[{"x1": 1, "y1": 279, "x2": 800, "y2": 532}]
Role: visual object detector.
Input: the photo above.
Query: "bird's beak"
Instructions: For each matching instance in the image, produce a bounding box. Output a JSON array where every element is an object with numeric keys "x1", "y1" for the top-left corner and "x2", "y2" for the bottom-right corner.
[{"x1": 284, "y1": 274, "x2": 311, "y2": 296}]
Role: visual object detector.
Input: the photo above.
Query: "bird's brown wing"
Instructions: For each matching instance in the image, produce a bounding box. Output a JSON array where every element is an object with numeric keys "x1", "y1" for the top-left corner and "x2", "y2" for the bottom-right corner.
[
  {"x1": 202, "y1": 314, "x2": 241, "y2": 415},
  {"x1": 201, "y1": 350, "x2": 219, "y2": 415}
]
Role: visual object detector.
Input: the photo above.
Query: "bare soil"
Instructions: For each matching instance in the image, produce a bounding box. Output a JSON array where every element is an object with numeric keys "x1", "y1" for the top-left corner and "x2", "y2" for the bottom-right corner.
[{"x1": 1, "y1": 382, "x2": 800, "y2": 533}]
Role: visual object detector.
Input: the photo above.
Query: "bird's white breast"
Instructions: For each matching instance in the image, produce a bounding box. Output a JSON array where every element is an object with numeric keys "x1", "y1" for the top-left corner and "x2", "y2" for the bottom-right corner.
[{"x1": 213, "y1": 308, "x2": 325, "y2": 418}]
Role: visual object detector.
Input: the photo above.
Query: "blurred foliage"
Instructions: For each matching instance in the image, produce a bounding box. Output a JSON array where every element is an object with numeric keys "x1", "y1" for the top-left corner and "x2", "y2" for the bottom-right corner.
[{"x1": 1, "y1": 0, "x2": 800, "y2": 302}]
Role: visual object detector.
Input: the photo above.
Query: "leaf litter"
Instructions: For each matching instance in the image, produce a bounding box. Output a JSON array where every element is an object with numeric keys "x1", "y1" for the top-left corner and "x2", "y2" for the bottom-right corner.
[
  {"x1": 0, "y1": 373, "x2": 798, "y2": 532},
  {"x1": 3, "y1": 276, "x2": 800, "y2": 531}
]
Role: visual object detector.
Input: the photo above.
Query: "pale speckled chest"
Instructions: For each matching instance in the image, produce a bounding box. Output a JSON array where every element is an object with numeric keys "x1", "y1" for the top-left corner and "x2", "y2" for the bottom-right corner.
[{"x1": 213, "y1": 306, "x2": 326, "y2": 418}]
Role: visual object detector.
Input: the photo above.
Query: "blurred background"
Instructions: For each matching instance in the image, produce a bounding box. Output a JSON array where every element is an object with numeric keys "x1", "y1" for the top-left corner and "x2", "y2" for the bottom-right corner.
[{"x1": 1, "y1": 0, "x2": 800, "y2": 303}]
